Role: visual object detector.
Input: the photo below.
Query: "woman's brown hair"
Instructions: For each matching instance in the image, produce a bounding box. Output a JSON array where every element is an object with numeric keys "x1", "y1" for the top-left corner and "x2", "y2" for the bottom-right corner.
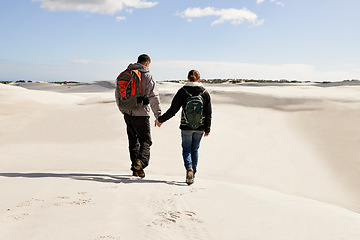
[{"x1": 187, "y1": 70, "x2": 200, "y2": 82}]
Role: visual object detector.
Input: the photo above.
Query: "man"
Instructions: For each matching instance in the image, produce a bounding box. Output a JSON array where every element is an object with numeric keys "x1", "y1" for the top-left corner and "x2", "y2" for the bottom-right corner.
[{"x1": 115, "y1": 54, "x2": 161, "y2": 178}]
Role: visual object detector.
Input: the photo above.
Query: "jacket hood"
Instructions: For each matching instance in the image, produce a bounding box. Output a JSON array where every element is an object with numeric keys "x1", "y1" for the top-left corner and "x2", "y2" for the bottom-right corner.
[
  {"x1": 183, "y1": 81, "x2": 206, "y2": 96},
  {"x1": 127, "y1": 63, "x2": 149, "y2": 73}
]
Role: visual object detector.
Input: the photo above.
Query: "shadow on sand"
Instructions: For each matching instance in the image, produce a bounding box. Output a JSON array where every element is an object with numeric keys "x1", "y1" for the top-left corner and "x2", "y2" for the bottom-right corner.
[{"x1": 0, "y1": 172, "x2": 186, "y2": 186}]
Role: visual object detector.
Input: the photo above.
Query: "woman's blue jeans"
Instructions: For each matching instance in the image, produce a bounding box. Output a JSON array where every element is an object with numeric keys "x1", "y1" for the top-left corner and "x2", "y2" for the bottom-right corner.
[{"x1": 181, "y1": 130, "x2": 204, "y2": 176}]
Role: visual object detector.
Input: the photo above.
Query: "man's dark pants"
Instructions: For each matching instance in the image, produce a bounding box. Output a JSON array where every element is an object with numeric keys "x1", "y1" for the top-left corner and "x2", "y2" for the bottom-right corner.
[{"x1": 124, "y1": 114, "x2": 152, "y2": 171}]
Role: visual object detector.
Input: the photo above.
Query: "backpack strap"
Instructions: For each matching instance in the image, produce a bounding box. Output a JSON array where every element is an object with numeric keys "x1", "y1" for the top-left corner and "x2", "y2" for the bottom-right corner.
[
  {"x1": 182, "y1": 87, "x2": 192, "y2": 97},
  {"x1": 182, "y1": 87, "x2": 206, "y2": 97}
]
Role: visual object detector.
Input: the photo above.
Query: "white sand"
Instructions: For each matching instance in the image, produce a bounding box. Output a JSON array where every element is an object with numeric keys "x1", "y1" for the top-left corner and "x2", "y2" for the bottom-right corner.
[{"x1": 1, "y1": 81, "x2": 360, "y2": 240}]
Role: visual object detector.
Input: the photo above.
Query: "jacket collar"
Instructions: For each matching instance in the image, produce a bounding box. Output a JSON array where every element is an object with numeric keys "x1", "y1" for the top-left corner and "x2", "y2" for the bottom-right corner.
[
  {"x1": 184, "y1": 81, "x2": 203, "y2": 87},
  {"x1": 127, "y1": 63, "x2": 149, "y2": 73}
]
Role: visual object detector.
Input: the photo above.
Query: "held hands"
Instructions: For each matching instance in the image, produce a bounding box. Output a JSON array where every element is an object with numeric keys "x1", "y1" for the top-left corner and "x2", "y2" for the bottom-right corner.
[
  {"x1": 155, "y1": 119, "x2": 209, "y2": 138},
  {"x1": 154, "y1": 119, "x2": 162, "y2": 127}
]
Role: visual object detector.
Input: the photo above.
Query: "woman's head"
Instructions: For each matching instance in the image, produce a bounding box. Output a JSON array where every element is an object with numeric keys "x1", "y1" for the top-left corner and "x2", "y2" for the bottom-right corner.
[{"x1": 187, "y1": 70, "x2": 200, "y2": 82}]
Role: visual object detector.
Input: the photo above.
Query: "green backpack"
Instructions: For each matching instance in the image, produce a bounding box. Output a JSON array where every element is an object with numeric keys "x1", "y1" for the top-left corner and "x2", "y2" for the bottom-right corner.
[{"x1": 181, "y1": 88, "x2": 206, "y2": 129}]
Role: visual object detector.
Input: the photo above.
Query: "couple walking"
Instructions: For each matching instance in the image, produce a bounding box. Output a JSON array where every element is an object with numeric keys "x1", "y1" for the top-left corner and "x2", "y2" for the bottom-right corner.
[{"x1": 115, "y1": 54, "x2": 212, "y2": 185}]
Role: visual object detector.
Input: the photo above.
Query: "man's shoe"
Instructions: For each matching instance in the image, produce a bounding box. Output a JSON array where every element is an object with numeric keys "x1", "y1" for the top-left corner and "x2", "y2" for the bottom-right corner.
[
  {"x1": 137, "y1": 169, "x2": 145, "y2": 179},
  {"x1": 134, "y1": 159, "x2": 143, "y2": 171},
  {"x1": 186, "y1": 168, "x2": 194, "y2": 185},
  {"x1": 132, "y1": 170, "x2": 139, "y2": 177}
]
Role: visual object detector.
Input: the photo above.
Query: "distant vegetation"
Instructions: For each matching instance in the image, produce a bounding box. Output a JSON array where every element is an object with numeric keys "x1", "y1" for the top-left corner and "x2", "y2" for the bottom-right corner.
[
  {"x1": 1, "y1": 79, "x2": 359, "y2": 85},
  {"x1": 0, "y1": 80, "x2": 80, "y2": 85},
  {"x1": 164, "y1": 79, "x2": 360, "y2": 84},
  {"x1": 206, "y1": 79, "x2": 305, "y2": 84},
  {"x1": 50, "y1": 81, "x2": 80, "y2": 85},
  {"x1": 0, "y1": 81, "x2": 12, "y2": 84}
]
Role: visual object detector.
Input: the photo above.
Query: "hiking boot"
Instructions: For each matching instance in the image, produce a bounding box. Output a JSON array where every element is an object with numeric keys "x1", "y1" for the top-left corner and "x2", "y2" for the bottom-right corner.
[
  {"x1": 132, "y1": 170, "x2": 139, "y2": 177},
  {"x1": 134, "y1": 159, "x2": 143, "y2": 171},
  {"x1": 137, "y1": 169, "x2": 145, "y2": 179},
  {"x1": 186, "y1": 168, "x2": 194, "y2": 185}
]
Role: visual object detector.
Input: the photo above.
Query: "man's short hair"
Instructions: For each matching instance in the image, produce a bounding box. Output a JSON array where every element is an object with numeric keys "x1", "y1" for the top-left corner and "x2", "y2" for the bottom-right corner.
[{"x1": 137, "y1": 54, "x2": 151, "y2": 64}]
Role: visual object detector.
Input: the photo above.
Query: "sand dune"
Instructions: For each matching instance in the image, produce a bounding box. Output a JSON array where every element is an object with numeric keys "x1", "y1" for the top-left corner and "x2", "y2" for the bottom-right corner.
[{"x1": 1, "y1": 81, "x2": 360, "y2": 240}]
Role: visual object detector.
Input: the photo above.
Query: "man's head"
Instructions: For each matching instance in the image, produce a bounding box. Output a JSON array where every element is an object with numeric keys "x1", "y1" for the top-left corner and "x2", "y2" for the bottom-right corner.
[{"x1": 137, "y1": 54, "x2": 151, "y2": 67}]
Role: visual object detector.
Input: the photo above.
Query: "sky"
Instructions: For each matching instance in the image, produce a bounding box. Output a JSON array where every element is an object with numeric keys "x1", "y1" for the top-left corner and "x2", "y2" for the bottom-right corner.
[{"x1": 1, "y1": 0, "x2": 360, "y2": 82}]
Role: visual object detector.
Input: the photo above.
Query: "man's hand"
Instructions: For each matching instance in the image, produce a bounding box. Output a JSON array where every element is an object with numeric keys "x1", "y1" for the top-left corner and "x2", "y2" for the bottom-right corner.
[
  {"x1": 155, "y1": 119, "x2": 162, "y2": 127},
  {"x1": 204, "y1": 132, "x2": 210, "y2": 137}
]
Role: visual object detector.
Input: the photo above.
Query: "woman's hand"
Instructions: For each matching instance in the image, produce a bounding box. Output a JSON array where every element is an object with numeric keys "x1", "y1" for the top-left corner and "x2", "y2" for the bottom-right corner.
[{"x1": 155, "y1": 119, "x2": 162, "y2": 127}]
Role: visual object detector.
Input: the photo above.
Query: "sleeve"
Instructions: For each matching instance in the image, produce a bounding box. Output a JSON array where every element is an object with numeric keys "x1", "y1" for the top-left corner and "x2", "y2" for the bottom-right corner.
[
  {"x1": 115, "y1": 85, "x2": 120, "y2": 107},
  {"x1": 144, "y1": 73, "x2": 162, "y2": 119},
  {"x1": 203, "y1": 91, "x2": 212, "y2": 133},
  {"x1": 158, "y1": 88, "x2": 184, "y2": 123},
  {"x1": 114, "y1": 81, "x2": 123, "y2": 113}
]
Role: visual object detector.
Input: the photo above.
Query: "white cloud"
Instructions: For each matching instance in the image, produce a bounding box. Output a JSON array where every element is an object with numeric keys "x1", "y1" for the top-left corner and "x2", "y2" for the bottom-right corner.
[
  {"x1": 151, "y1": 60, "x2": 359, "y2": 82},
  {"x1": 1, "y1": 60, "x2": 358, "y2": 82},
  {"x1": 258, "y1": 0, "x2": 285, "y2": 7},
  {"x1": 68, "y1": 59, "x2": 359, "y2": 82},
  {"x1": 178, "y1": 7, "x2": 264, "y2": 26},
  {"x1": 116, "y1": 16, "x2": 126, "y2": 21},
  {"x1": 271, "y1": 0, "x2": 285, "y2": 6},
  {"x1": 32, "y1": 0, "x2": 158, "y2": 15},
  {"x1": 126, "y1": 9, "x2": 134, "y2": 14}
]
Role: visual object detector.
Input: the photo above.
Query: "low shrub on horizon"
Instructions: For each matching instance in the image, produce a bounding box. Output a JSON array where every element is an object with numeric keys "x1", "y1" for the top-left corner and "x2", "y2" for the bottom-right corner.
[
  {"x1": 50, "y1": 81, "x2": 80, "y2": 85},
  {"x1": 163, "y1": 79, "x2": 359, "y2": 84},
  {"x1": 0, "y1": 81, "x2": 12, "y2": 85}
]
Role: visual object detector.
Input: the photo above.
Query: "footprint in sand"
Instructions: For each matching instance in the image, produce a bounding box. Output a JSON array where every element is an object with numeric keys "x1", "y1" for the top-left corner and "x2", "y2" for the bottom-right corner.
[
  {"x1": 53, "y1": 192, "x2": 92, "y2": 206},
  {"x1": 152, "y1": 210, "x2": 202, "y2": 227},
  {"x1": 6, "y1": 198, "x2": 44, "y2": 221},
  {"x1": 94, "y1": 236, "x2": 121, "y2": 240}
]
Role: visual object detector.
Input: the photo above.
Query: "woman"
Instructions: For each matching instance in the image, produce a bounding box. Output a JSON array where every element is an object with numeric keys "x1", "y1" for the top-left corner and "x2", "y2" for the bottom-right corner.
[{"x1": 155, "y1": 70, "x2": 212, "y2": 185}]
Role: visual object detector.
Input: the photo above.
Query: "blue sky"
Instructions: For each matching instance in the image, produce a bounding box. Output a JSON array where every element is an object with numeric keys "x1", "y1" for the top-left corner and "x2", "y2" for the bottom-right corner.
[{"x1": 1, "y1": 0, "x2": 359, "y2": 82}]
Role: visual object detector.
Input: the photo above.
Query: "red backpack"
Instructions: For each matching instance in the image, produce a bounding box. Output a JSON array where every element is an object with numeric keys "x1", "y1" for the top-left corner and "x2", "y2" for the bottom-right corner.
[{"x1": 116, "y1": 69, "x2": 143, "y2": 110}]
